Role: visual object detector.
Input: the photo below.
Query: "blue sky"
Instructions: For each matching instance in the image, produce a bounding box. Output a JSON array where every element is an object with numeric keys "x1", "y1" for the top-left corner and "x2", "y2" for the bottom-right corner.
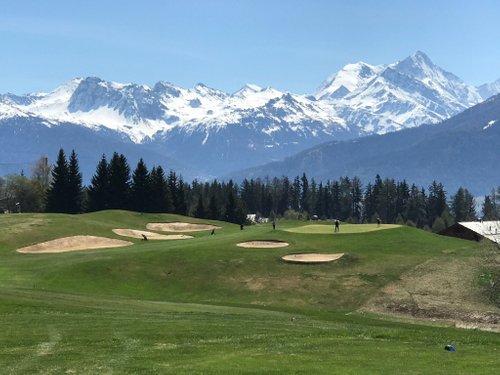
[{"x1": 1, "y1": 0, "x2": 499, "y2": 94}]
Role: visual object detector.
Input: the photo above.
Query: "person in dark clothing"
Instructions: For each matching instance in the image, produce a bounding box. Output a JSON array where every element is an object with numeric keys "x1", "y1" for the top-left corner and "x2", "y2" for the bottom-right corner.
[
  {"x1": 334, "y1": 219, "x2": 340, "y2": 232},
  {"x1": 376, "y1": 217, "x2": 381, "y2": 227},
  {"x1": 211, "y1": 229, "x2": 215, "y2": 235},
  {"x1": 272, "y1": 221, "x2": 276, "y2": 230},
  {"x1": 240, "y1": 224, "x2": 244, "y2": 230},
  {"x1": 141, "y1": 234, "x2": 148, "y2": 241}
]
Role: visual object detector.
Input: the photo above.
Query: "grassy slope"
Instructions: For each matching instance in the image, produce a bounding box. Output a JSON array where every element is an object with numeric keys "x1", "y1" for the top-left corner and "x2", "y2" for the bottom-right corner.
[{"x1": 0, "y1": 211, "x2": 498, "y2": 374}]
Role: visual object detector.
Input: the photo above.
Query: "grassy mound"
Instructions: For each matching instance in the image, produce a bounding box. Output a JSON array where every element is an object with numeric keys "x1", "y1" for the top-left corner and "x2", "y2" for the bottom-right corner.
[{"x1": 0, "y1": 211, "x2": 498, "y2": 373}]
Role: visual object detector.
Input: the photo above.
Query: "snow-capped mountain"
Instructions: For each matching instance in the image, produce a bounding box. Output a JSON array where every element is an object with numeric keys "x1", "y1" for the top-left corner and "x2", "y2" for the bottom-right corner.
[
  {"x1": 0, "y1": 51, "x2": 499, "y2": 178},
  {"x1": 478, "y1": 78, "x2": 500, "y2": 100},
  {"x1": 316, "y1": 51, "x2": 485, "y2": 134},
  {"x1": 0, "y1": 76, "x2": 350, "y2": 176},
  {"x1": 228, "y1": 92, "x2": 500, "y2": 196}
]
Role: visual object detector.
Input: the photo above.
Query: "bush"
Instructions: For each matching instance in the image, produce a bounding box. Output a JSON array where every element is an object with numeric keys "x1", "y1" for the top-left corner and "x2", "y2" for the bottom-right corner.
[{"x1": 283, "y1": 209, "x2": 300, "y2": 220}]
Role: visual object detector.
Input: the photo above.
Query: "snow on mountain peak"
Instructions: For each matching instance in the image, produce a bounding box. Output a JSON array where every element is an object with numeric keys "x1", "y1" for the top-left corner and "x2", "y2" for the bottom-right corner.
[
  {"x1": 0, "y1": 51, "x2": 496, "y2": 147},
  {"x1": 477, "y1": 78, "x2": 500, "y2": 100},
  {"x1": 232, "y1": 83, "x2": 262, "y2": 98},
  {"x1": 315, "y1": 61, "x2": 383, "y2": 100}
]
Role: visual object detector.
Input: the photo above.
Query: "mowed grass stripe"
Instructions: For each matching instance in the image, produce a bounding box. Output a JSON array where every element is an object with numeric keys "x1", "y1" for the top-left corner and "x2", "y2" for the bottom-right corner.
[{"x1": 1, "y1": 290, "x2": 498, "y2": 374}]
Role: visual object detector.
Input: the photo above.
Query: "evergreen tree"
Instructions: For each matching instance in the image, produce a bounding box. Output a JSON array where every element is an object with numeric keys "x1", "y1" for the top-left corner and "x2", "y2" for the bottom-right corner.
[
  {"x1": 149, "y1": 166, "x2": 172, "y2": 213},
  {"x1": 406, "y1": 185, "x2": 427, "y2": 228},
  {"x1": 300, "y1": 173, "x2": 310, "y2": 213},
  {"x1": 450, "y1": 187, "x2": 476, "y2": 222},
  {"x1": 427, "y1": 181, "x2": 448, "y2": 226},
  {"x1": 208, "y1": 193, "x2": 219, "y2": 220},
  {"x1": 482, "y1": 195, "x2": 497, "y2": 220},
  {"x1": 364, "y1": 182, "x2": 375, "y2": 222},
  {"x1": 130, "y1": 158, "x2": 151, "y2": 212},
  {"x1": 195, "y1": 195, "x2": 206, "y2": 218},
  {"x1": 225, "y1": 190, "x2": 237, "y2": 223},
  {"x1": 176, "y1": 178, "x2": 188, "y2": 215},
  {"x1": 46, "y1": 149, "x2": 69, "y2": 213},
  {"x1": 291, "y1": 176, "x2": 301, "y2": 211},
  {"x1": 330, "y1": 181, "x2": 341, "y2": 219},
  {"x1": 108, "y1": 153, "x2": 131, "y2": 209},
  {"x1": 339, "y1": 177, "x2": 352, "y2": 220},
  {"x1": 396, "y1": 180, "x2": 410, "y2": 222},
  {"x1": 167, "y1": 171, "x2": 179, "y2": 213},
  {"x1": 350, "y1": 177, "x2": 363, "y2": 222},
  {"x1": 67, "y1": 150, "x2": 83, "y2": 213},
  {"x1": 87, "y1": 154, "x2": 110, "y2": 212}
]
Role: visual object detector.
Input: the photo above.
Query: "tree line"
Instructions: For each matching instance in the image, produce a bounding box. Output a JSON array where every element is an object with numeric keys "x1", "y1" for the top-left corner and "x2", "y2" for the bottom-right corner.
[{"x1": 1, "y1": 148, "x2": 499, "y2": 232}]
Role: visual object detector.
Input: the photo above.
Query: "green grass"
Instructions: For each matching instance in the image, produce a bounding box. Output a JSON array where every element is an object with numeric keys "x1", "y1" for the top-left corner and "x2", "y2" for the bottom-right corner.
[
  {"x1": 284, "y1": 223, "x2": 401, "y2": 234},
  {"x1": 0, "y1": 211, "x2": 498, "y2": 374}
]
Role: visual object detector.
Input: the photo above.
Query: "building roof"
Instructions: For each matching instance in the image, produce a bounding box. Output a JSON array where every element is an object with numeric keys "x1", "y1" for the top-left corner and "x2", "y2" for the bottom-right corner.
[{"x1": 459, "y1": 221, "x2": 500, "y2": 244}]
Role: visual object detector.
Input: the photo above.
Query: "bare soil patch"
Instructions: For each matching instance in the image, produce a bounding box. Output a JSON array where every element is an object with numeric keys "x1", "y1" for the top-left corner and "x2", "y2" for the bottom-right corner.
[
  {"x1": 362, "y1": 252, "x2": 500, "y2": 332},
  {"x1": 237, "y1": 241, "x2": 289, "y2": 248},
  {"x1": 146, "y1": 222, "x2": 221, "y2": 232},
  {"x1": 17, "y1": 235, "x2": 132, "y2": 254},
  {"x1": 282, "y1": 253, "x2": 344, "y2": 263},
  {"x1": 112, "y1": 229, "x2": 193, "y2": 240}
]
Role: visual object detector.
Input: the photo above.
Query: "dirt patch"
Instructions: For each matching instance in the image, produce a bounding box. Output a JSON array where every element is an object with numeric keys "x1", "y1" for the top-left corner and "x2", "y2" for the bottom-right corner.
[
  {"x1": 146, "y1": 222, "x2": 221, "y2": 232},
  {"x1": 237, "y1": 241, "x2": 289, "y2": 248},
  {"x1": 362, "y1": 252, "x2": 500, "y2": 332},
  {"x1": 17, "y1": 235, "x2": 133, "y2": 254},
  {"x1": 282, "y1": 253, "x2": 344, "y2": 263},
  {"x1": 112, "y1": 229, "x2": 193, "y2": 240}
]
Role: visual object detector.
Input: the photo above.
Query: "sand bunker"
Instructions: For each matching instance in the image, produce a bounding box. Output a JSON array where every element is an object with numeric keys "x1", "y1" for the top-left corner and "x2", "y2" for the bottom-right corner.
[
  {"x1": 112, "y1": 229, "x2": 193, "y2": 240},
  {"x1": 237, "y1": 241, "x2": 289, "y2": 248},
  {"x1": 17, "y1": 235, "x2": 133, "y2": 254},
  {"x1": 281, "y1": 253, "x2": 344, "y2": 264},
  {"x1": 146, "y1": 222, "x2": 221, "y2": 232}
]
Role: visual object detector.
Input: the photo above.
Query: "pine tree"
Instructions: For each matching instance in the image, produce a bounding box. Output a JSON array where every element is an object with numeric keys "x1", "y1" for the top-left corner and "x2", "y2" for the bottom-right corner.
[
  {"x1": 46, "y1": 149, "x2": 69, "y2": 213},
  {"x1": 278, "y1": 176, "x2": 291, "y2": 215},
  {"x1": 225, "y1": 190, "x2": 237, "y2": 223},
  {"x1": 87, "y1": 154, "x2": 110, "y2": 212},
  {"x1": 406, "y1": 184, "x2": 427, "y2": 228},
  {"x1": 291, "y1": 176, "x2": 301, "y2": 211},
  {"x1": 195, "y1": 195, "x2": 206, "y2": 218},
  {"x1": 208, "y1": 193, "x2": 219, "y2": 220},
  {"x1": 108, "y1": 153, "x2": 130, "y2": 209},
  {"x1": 176, "y1": 177, "x2": 188, "y2": 215},
  {"x1": 350, "y1": 177, "x2": 363, "y2": 222},
  {"x1": 427, "y1": 181, "x2": 448, "y2": 226},
  {"x1": 300, "y1": 173, "x2": 310, "y2": 213},
  {"x1": 130, "y1": 158, "x2": 151, "y2": 212},
  {"x1": 482, "y1": 195, "x2": 498, "y2": 220},
  {"x1": 167, "y1": 171, "x2": 179, "y2": 213},
  {"x1": 451, "y1": 187, "x2": 476, "y2": 222},
  {"x1": 149, "y1": 166, "x2": 172, "y2": 213},
  {"x1": 67, "y1": 150, "x2": 83, "y2": 213}
]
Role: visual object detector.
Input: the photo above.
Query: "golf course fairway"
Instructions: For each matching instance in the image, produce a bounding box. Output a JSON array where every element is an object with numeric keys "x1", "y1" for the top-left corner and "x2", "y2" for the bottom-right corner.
[{"x1": 0, "y1": 211, "x2": 498, "y2": 374}]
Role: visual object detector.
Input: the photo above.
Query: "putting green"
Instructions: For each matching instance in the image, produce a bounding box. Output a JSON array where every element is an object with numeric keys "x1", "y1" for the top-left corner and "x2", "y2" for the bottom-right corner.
[{"x1": 284, "y1": 223, "x2": 401, "y2": 234}]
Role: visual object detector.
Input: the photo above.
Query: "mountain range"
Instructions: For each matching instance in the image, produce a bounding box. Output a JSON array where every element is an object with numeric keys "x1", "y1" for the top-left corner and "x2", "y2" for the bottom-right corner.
[
  {"x1": 0, "y1": 51, "x2": 498, "y2": 186},
  {"x1": 229, "y1": 93, "x2": 500, "y2": 196}
]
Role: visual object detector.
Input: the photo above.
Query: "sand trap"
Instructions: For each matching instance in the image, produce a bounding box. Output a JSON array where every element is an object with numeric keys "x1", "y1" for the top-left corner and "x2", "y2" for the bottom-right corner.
[
  {"x1": 146, "y1": 222, "x2": 221, "y2": 232},
  {"x1": 282, "y1": 253, "x2": 344, "y2": 264},
  {"x1": 17, "y1": 235, "x2": 133, "y2": 254},
  {"x1": 112, "y1": 229, "x2": 193, "y2": 240},
  {"x1": 237, "y1": 241, "x2": 289, "y2": 248}
]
